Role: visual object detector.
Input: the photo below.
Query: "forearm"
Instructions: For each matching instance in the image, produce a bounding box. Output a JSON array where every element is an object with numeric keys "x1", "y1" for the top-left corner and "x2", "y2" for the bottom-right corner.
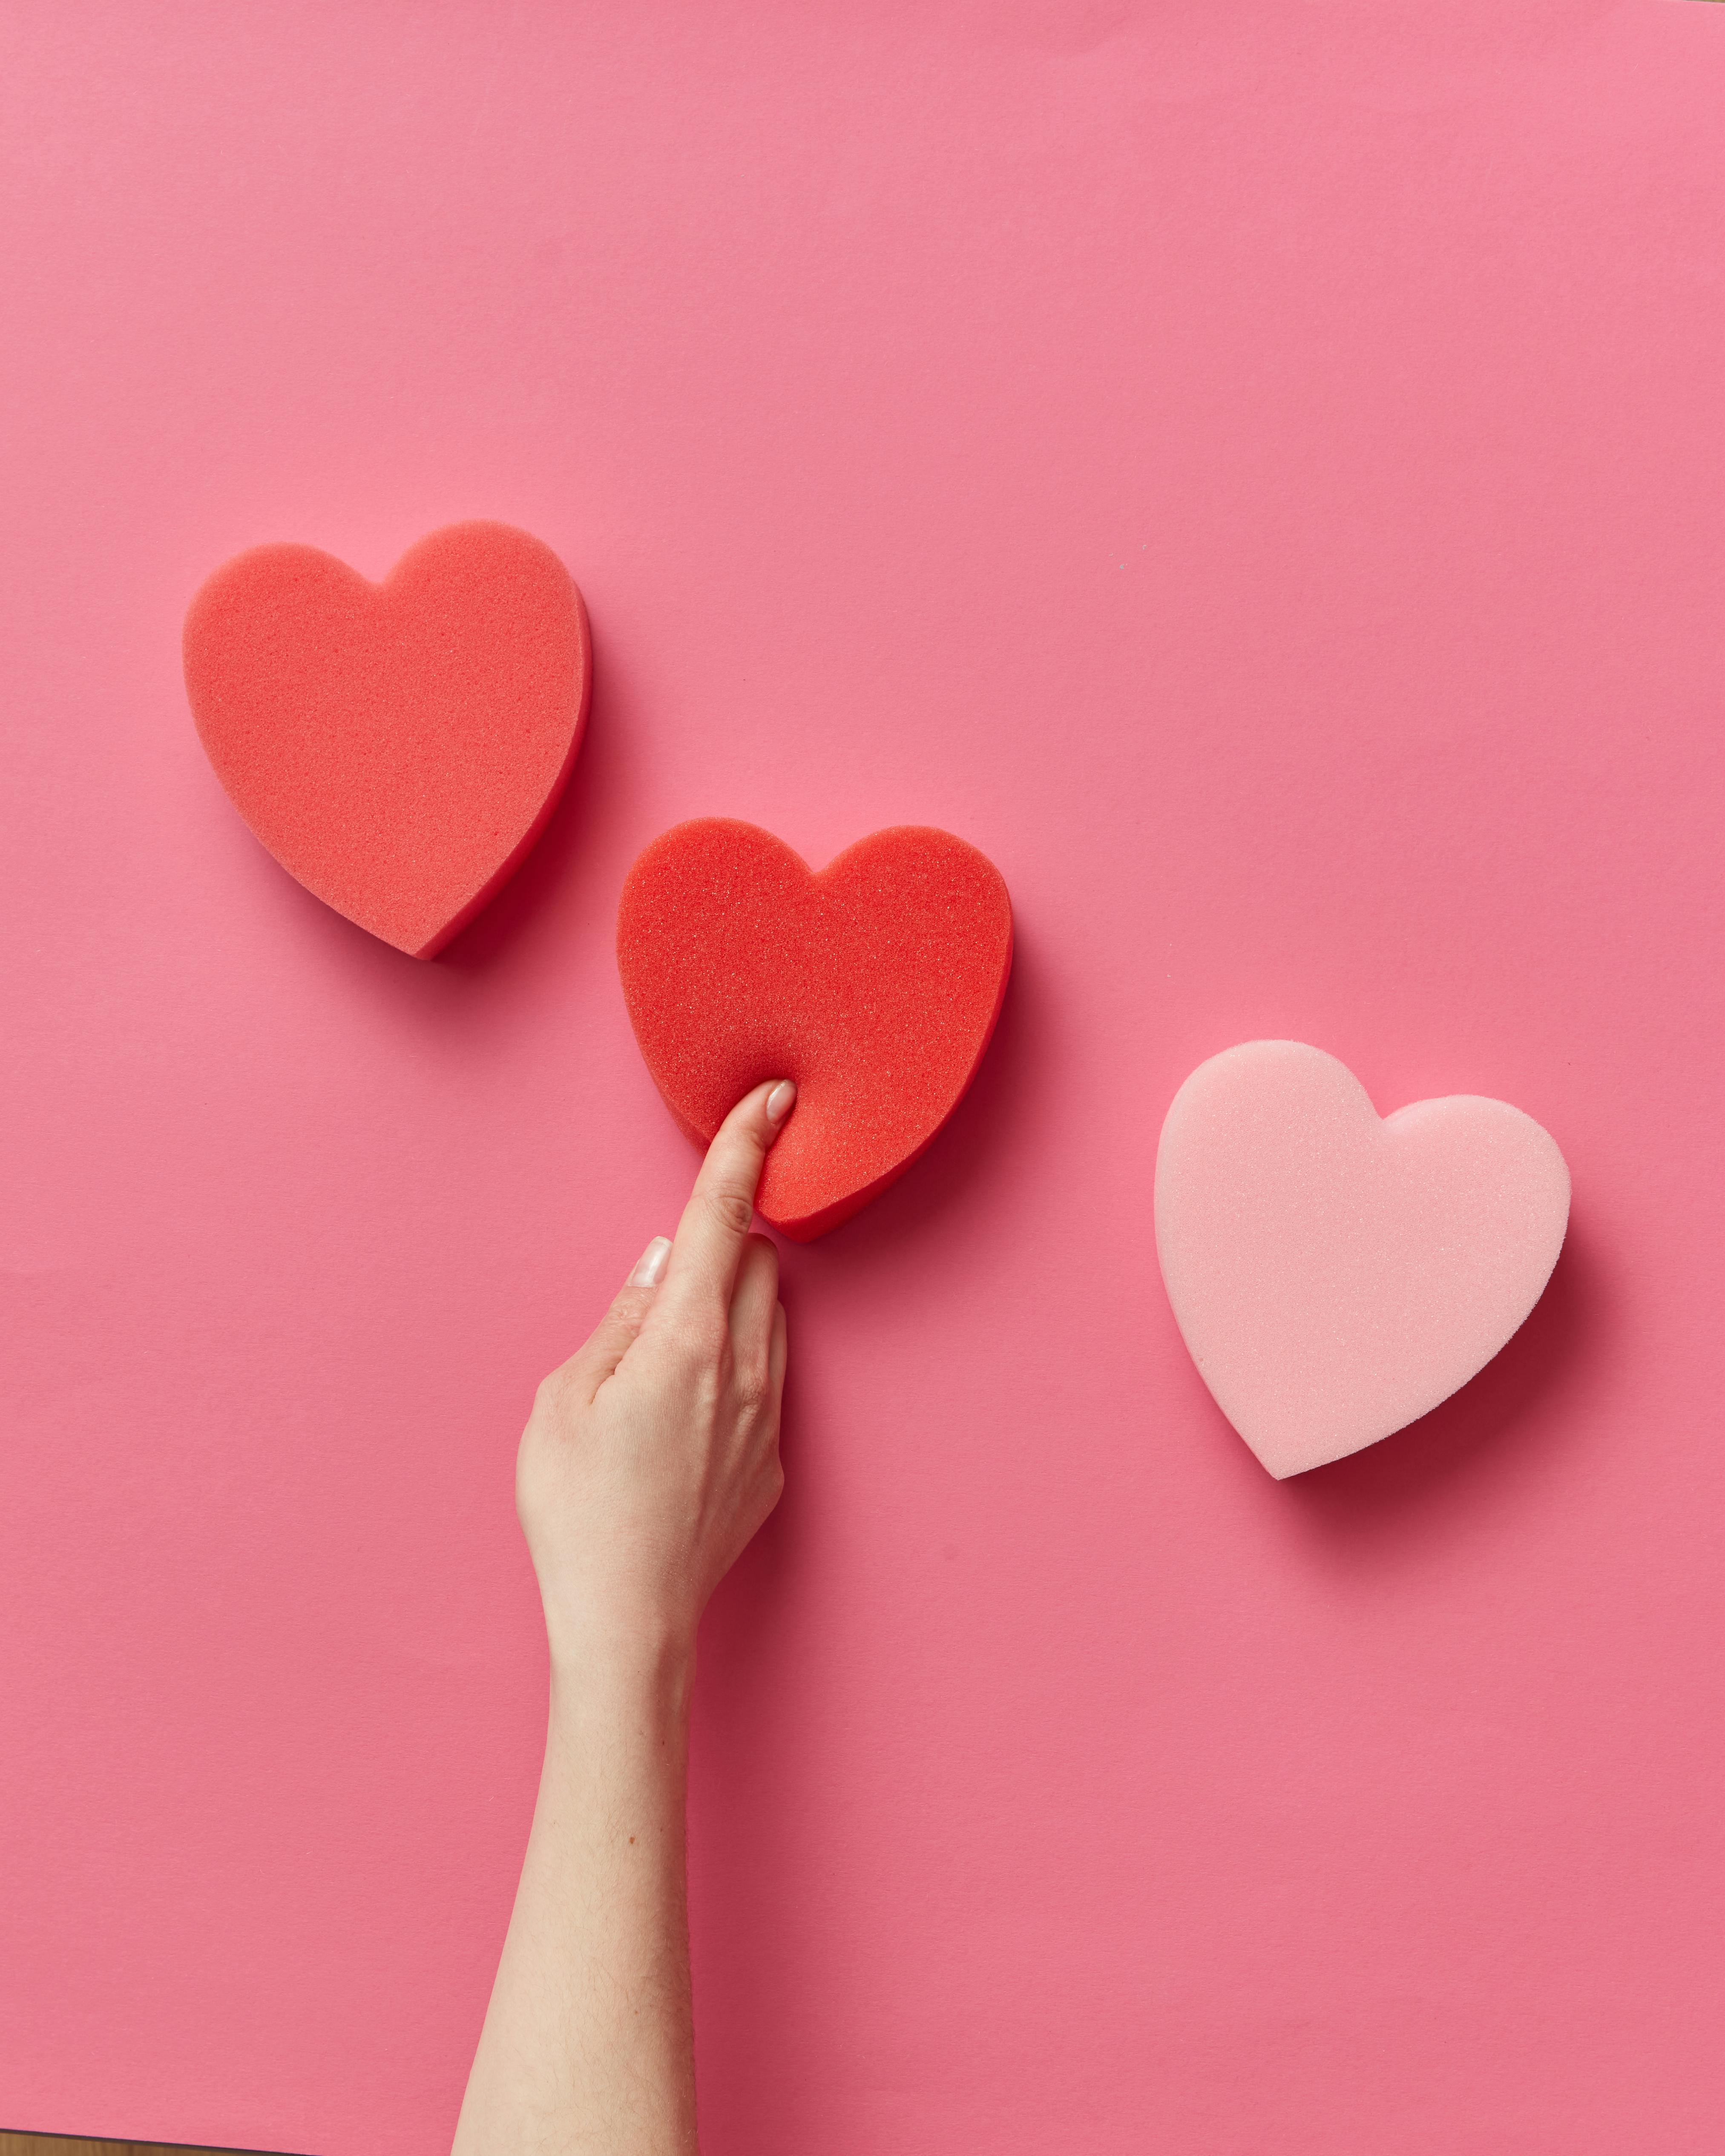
[{"x1": 454, "y1": 1636, "x2": 699, "y2": 2156}]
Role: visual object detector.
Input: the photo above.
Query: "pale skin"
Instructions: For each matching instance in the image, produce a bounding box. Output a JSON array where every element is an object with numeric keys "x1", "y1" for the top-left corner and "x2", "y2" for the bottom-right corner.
[{"x1": 452, "y1": 1078, "x2": 796, "y2": 2156}]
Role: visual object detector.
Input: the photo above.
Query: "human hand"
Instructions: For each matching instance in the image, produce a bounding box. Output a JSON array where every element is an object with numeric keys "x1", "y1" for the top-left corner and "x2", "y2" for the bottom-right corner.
[{"x1": 517, "y1": 1079, "x2": 795, "y2": 1673}]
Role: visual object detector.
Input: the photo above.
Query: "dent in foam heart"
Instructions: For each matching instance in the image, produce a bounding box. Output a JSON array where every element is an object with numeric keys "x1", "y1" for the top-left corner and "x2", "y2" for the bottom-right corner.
[
  {"x1": 1154, "y1": 1041, "x2": 1570, "y2": 1478},
  {"x1": 617, "y1": 819, "x2": 1013, "y2": 1239},
  {"x1": 184, "y1": 521, "x2": 590, "y2": 957}
]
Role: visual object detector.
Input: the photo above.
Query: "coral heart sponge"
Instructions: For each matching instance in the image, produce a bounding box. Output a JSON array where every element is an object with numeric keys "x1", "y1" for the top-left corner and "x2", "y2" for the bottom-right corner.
[
  {"x1": 617, "y1": 820, "x2": 1014, "y2": 1239},
  {"x1": 184, "y1": 521, "x2": 590, "y2": 957}
]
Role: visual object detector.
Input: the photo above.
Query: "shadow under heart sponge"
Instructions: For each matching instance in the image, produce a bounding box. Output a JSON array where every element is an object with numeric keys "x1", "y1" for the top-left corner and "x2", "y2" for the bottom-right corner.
[
  {"x1": 184, "y1": 521, "x2": 590, "y2": 957},
  {"x1": 617, "y1": 820, "x2": 1013, "y2": 1239}
]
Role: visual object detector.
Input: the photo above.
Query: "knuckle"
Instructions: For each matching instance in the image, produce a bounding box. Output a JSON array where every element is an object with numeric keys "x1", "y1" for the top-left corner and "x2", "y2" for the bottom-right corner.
[
  {"x1": 733, "y1": 1356, "x2": 773, "y2": 1420},
  {"x1": 532, "y1": 1371, "x2": 581, "y2": 1434},
  {"x1": 702, "y1": 1184, "x2": 755, "y2": 1239},
  {"x1": 668, "y1": 1307, "x2": 728, "y2": 1370}
]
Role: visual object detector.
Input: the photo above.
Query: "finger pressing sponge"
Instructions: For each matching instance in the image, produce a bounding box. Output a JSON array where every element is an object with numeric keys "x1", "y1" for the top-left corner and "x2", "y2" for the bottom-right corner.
[
  {"x1": 617, "y1": 819, "x2": 1013, "y2": 1239},
  {"x1": 184, "y1": 521, "x2": 590, "y2": 957},
  {"x1": 1154, "y1": 1040, "x2": 1571, "y2": 1478}
]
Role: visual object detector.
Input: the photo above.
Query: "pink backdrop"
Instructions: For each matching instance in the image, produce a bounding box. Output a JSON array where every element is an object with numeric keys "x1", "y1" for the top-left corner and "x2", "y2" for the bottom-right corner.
[{"x1": 3, "y1": 4, "x2": 1723, "y2": 2150}]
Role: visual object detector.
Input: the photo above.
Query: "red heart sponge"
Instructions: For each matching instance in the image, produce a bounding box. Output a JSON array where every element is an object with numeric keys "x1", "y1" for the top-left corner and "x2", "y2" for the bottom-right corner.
[
  {"x1": 184, "y1": 521, "x2": 590, "y2": 957},
  {"x1": 617, "y1": 820, "x2": 1013, "y2": 1239}
]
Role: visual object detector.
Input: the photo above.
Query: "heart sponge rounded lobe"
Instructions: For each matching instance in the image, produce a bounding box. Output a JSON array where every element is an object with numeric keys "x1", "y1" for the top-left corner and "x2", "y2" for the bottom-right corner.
[
  {"x1": 184, "y1": 521, "x2": 589, "y2": 957},
  {"x1": 618, "y1": 821, "x2": 1013, "y2": 1239}
]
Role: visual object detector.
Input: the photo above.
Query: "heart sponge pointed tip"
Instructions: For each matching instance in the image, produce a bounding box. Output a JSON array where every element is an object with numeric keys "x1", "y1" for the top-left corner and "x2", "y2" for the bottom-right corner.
[
  {"x1": 1154, "y1": 1041, "x2": 1571, "y2": 1478},
  {"x1": 184, "y1": 521, "x2": 591, "y2": 957},
  {"x1": 617, "y1": 820, "x2": 1013, "y2": 1239}
]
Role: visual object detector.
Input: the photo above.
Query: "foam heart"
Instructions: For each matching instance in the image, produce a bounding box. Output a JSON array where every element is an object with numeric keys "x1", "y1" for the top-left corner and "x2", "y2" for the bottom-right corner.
[
  {"x1": 184, "y1": 521, "x2": 590, "y2": 957},
  {"x1": 1154, "y1": 1041, "x2": 1570, "y2": 1478},
  {"x1": 617, "y1": 820, "x2": 1013, "y2": 1239}
]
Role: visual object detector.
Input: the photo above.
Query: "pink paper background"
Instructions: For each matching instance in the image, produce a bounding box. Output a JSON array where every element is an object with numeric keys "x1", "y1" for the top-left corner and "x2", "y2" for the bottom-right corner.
[{"x1": 3, "y1": 3, "x2": 1723, "y2": 2150}]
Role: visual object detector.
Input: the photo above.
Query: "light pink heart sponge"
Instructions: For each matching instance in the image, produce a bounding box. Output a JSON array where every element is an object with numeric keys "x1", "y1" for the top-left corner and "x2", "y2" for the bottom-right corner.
[{"x1": 1154, "y1": 1041, "x2": 1570, "y2": 1478}]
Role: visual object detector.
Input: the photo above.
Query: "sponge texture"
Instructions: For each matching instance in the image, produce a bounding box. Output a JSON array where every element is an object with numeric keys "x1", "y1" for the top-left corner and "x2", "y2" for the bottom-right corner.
[
  {"x1": 1155, "y1": 1041, "x2": 1571, "y2": 1478},
  {"x1": 618, "y1": 820, "x2": 1013, "y2": 1239},
  {"x1": 184, "y1": 521, "x2": 589, "y2": 957}
]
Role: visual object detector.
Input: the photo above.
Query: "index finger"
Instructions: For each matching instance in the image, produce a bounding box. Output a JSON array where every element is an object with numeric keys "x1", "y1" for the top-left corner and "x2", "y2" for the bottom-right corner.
[{"x1": 659, "y1": 1079, "x2": 796, "y2": 1318}]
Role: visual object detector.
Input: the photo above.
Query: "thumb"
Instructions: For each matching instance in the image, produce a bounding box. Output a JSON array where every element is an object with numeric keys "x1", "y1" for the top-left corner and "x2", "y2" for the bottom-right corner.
[{"x1": 568, "y1": 1236, "x2": 672, "y2": 1399}]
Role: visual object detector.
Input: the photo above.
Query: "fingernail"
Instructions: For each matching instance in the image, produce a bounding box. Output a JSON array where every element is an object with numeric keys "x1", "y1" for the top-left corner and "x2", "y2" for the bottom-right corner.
[
  {"x1": 766, "y1": 1079, "x2": 797, "y2": 1124},
  {"x1": 628, "y1": 1236, "x2": 672, "y2": 1288}
]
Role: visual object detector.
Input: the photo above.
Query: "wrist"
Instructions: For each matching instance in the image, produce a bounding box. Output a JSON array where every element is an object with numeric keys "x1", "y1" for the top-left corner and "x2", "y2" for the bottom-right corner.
[{"x1": 546, "y1": 1605, "x2": 698, "y2": 1716}]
